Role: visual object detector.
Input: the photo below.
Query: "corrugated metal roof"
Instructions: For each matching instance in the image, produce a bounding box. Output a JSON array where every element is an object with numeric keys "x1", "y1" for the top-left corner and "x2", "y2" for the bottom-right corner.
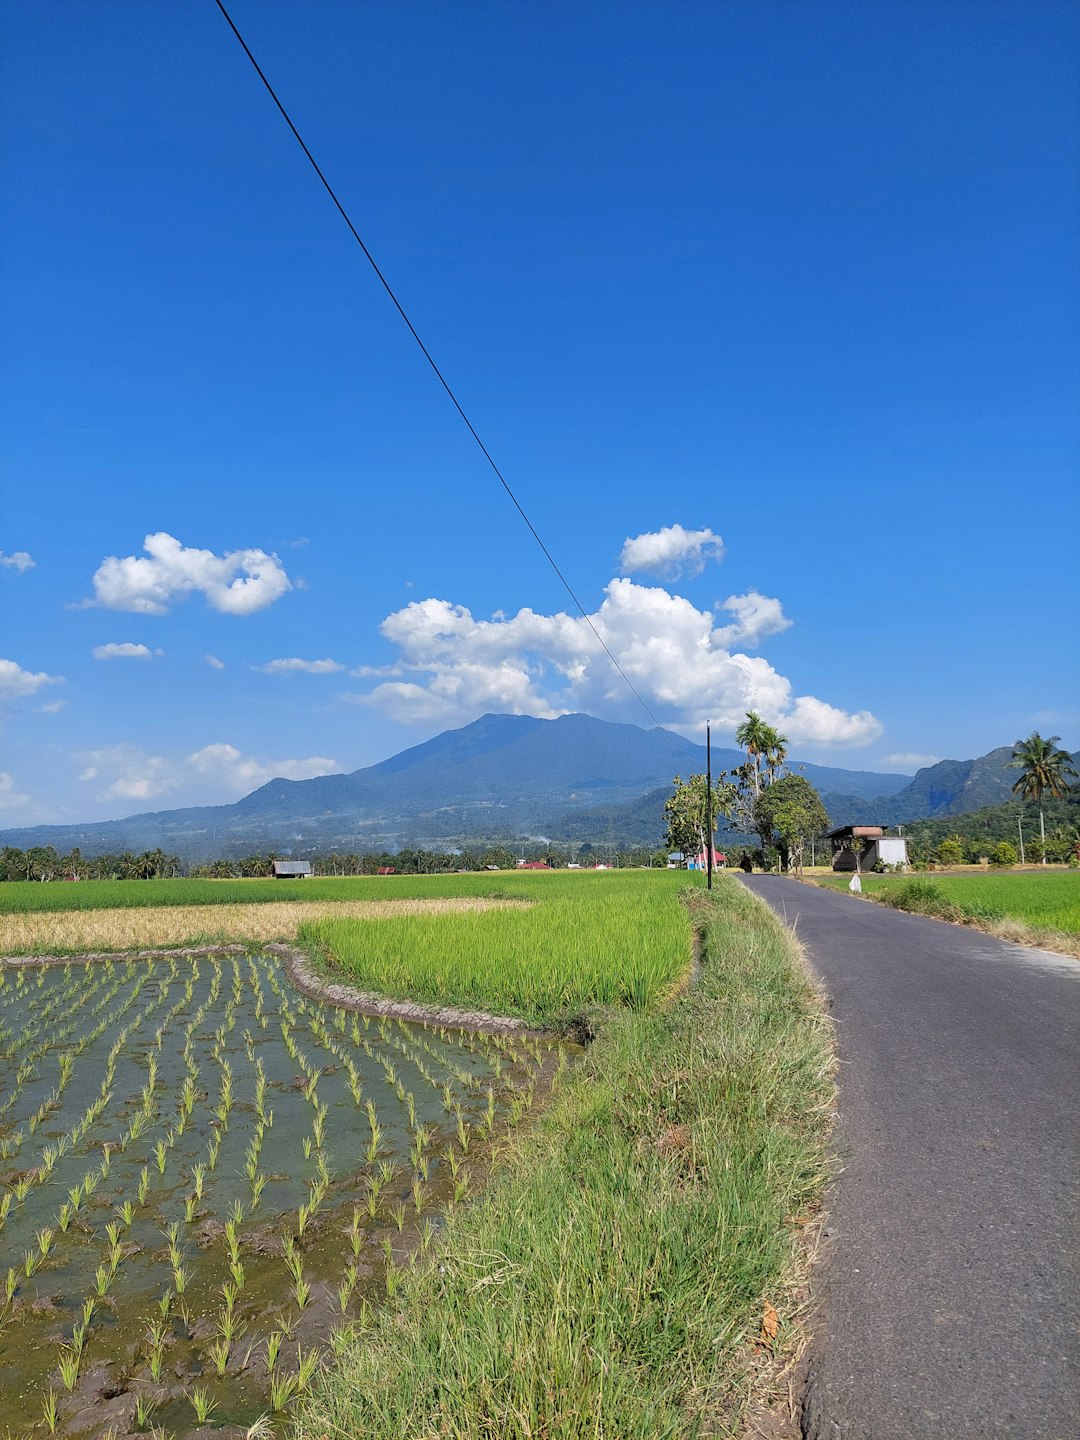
[{"x1": 272, "y1": 860, "x2": 312, "y2": 875}]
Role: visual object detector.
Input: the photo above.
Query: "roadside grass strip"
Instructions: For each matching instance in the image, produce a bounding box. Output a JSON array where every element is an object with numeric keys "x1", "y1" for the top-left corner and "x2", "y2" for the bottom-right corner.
[
  {"x1": 300, "y1": 872, "x2": 691, "y2": 1023},
  {"x1": 295, "y1": 877, "x2": 833, "y2": 1439},
  {"x1": 812, "y1": 871, "x2": 1080, "y2": 955}
]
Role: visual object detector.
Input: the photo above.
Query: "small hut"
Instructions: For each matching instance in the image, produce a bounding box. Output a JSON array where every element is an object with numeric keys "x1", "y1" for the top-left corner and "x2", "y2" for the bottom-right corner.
[{"x1": 272, "y1": 860, "x2": 312, "y2": 879}]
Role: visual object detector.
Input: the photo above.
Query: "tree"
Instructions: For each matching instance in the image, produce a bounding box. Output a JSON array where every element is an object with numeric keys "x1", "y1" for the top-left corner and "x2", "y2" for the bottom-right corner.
[
  {"x1": 752, "y1": 775, "x2": 829, "y2": 872},
  {"x1": 761, "y1": 724, "x2": 789, "y2": 787},
  {"x1": 989, "y1": 840, "x2": 1017, "y2": 867},
  {"x1": 664, "y1": 773, "x2": 735, "y2": 862},
  {"x1": 936, "y1": 837, "x2": 964, "y2": 867},
  {"x1": 1010, "y1": 732, "x2": 1078, "y2": 864},
  {"x1": 735, "y1": 713, "x2": 771, "y2": 794}
]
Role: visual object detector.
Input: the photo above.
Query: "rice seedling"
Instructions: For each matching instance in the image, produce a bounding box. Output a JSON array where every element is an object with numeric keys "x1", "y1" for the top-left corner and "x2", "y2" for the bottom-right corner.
[
  {"x1": 208, "y1": 1337, "x2": 230, "y2": 1376},
  {"x1": 56, "y1": 1343, "x2": 81, "y2": 1391},
  {"x1": 268, "y1": 1371, "x2": 297, "y2": 1411},
  {"x1": 41, "y1": 1387, "x2": 60, "y2": 1435},
  {"x1": 296, "y1": 1344, "x2": 321, "y2": 1391},
  {"x1": 134, "y1": 1393, "x2": 156, "y2": 1430},
  {"x1": 188, "y1": 1385, "x2": 216, "y2": 1423}
]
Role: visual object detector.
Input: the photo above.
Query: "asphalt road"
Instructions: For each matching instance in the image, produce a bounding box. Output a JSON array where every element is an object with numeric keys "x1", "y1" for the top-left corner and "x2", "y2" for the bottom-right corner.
[{"x1": 740, "y1": 875, "x2": 1080, "y2": 1440}]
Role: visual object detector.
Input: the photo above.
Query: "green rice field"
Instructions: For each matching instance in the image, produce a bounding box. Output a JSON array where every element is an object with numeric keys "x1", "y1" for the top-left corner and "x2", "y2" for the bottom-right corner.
[
  {"x1": 0, "y1": 948, "x2": 562, "y2": 1437},
  {"x1": 302, "y1": 871, "x2": 692, "y2": 1020},
  {"x1": 814, "y1": 870, "x2": 1080, "y2": 934}
]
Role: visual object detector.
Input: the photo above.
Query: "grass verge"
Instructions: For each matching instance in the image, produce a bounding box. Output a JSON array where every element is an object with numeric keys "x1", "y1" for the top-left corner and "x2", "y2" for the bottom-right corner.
[
  {"x1": 810, "y1": 873, "x2": 1080, "y2": 959},
  {"x1": 295, "y1": 876, "x2": 833, "y2": 1439}
]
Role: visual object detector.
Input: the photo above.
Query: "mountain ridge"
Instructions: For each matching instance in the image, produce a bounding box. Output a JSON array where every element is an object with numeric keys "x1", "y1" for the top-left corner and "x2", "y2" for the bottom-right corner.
[{"x1": 0, "y1": 713, "x2": 1068, "y2": 860}]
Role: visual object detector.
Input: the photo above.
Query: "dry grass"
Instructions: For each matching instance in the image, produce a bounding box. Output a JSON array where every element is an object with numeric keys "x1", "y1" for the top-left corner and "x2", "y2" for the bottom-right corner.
[{"x1": 0, "y1": 896, "x2": 528, "y2": 957}]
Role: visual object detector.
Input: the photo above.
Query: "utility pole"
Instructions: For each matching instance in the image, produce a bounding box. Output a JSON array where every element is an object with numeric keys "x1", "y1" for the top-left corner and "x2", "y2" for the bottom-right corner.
[
  {"x1": 1017, "y1": 816, "x2": 1025, "y2": 866},
  {"x1": 706, "y1": 721, "x2": 714, "y2": 892}
]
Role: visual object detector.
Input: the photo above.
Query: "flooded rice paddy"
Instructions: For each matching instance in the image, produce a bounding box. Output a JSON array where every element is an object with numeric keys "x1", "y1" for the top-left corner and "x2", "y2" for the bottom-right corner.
[{"x1": 0, "y1": 949, "x2": 564, "y2": 1437}]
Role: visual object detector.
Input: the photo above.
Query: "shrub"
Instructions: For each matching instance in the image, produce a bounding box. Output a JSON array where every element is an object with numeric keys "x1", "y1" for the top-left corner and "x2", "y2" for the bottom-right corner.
[
  {"x1": 935, "y1": 838, "x2": 965, "y2": 867},
  {"x1": 989, "y1": 841, "x2": 1017, "y2": 867}
]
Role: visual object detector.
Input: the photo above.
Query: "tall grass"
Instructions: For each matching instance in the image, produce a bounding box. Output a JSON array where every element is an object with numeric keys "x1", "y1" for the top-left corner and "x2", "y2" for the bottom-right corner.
[
  {"x1": 301, "y1": 875, "x2": 690, "y2": 1021},
  {"x1": 294, "y1": 878, "x2": 834, "y2": 1439}
]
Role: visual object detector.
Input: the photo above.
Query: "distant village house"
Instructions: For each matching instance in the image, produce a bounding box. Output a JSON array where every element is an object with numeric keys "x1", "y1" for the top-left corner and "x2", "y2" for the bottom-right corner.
[{"x1": 826, "y1": 826, "x2": 908, "y2": 872}]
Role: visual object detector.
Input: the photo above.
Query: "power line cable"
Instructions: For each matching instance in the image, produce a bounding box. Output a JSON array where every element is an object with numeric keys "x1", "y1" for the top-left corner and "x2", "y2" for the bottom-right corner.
[{"x1": 212, "y1": 0, "x2": 695, "y2": 766}]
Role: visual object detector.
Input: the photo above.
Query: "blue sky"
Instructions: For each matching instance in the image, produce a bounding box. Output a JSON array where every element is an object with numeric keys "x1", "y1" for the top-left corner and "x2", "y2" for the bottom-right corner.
[{"x1": 2, "y1": 0, "x2": 1077, "y2": 825}]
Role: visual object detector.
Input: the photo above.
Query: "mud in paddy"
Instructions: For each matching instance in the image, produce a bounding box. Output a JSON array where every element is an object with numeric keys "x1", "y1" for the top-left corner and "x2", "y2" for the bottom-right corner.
[{"x1": 0, "y1": 948, "x2": 567, "y2": 1437}]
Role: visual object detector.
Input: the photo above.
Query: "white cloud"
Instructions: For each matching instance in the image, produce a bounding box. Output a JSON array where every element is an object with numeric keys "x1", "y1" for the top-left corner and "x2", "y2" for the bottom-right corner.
[
  {"x1": 76, "y1": 742, "x2": 340, "y2": 807},
  {"x1": 92, "y1": 642, "x2": 162, "y2": 661},
  {"x1": 713, "y1": 590, "x2": 792, "y2": 649},
  {"x1": 0, "y1": 658, "x2": 63, "y2": 701},
  {"x1": 0, "y1": 551, "x2": 35, "y2": 573},
  {"x1": 90, "y1": 532, "x2": 292, "y2": 615},
  {"x1": 258, "y1": 657, "x2": 344, "y2": 675},
  {"x1": 39, "y1": 699, "x2": 68, "y2": 714},
  {"x1": 618, "y1": 524, "x2": 724, "y2": 580},
  {"x1": 354, "y1": 574, "x2": 882, "y2": 746},
  {"x1": 0, "y1": 772, "x2": 33, "y2": 814},
  {"x1": 881, "y1": 752, "x2": 940, "y2": 771},
  {"x1": 77, "y1": 746, "x2": 175, "y2": 802},
  {"x1": 206, "y1": 654, "x2": 226, "y2": 670},
  {"x1": 187, "y1": 744, "x2": 339, "y2": 792}
]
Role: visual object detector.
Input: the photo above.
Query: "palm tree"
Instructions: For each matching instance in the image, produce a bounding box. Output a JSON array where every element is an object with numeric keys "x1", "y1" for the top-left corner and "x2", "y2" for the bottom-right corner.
[
  {"x1": 735, "y1": 712, "x2": 771, "y2": 794},
  {"x1": 761, "y1": 724, "x2": 788, "y2": 786},
  {"x1": 1010, "y1": 732, "x2": 1078, "y2": 864}
]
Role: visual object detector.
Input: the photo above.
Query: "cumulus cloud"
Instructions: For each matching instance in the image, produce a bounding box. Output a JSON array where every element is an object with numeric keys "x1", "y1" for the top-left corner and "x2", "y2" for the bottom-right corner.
[
  {"x1": 205, "y1": 654, "x2": 226, "y2": 670},
  {"x1": 92, "y1": 642, "x2": 162, "y2": 661},
  {"x1": 90, "y1": 532, "x2": 292, "y2": 615},
  {"x1": 77, "y1": 742, "x2": 340, "y2": 806},
  {"x1": 258, "y1": 657, "x2": 344, "y2": 675},
  {"x1": 713, "y1": 590, "x2": 792, "y2": 649},
  {"x1": 0, "y1": 658, "x2": 63, "y2": 701},
  {"x1": 352, "y1": 575, "x2": 881, "y2": 746},
  {"x1": 618, "y1": 525, "x2": 724, "y2": 580},
  {"x1": 881, "y1": 752, "x2": 940, "y2": 771},
  {"x1": 0, "y1": 551, "x2": 35, "y2": 572}
]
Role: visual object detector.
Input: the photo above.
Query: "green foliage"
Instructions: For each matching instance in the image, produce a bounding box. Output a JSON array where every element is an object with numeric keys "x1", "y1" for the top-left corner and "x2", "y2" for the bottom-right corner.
[
  {"x1": 1010, "y1": 732, "x2": 1079, "y2": 805},
  {"x1": 989, "y1": 841, "x2": 1018, "y2": 867},
  {"x1": 663, "y1": 773, "x2": 734, "y2": 859},
  {"x1": 751, "y1": 775, "x2": 829, "y2": 870},
  {"x1": 935, "y1": 837, "x2": 965, "y2": 867}
]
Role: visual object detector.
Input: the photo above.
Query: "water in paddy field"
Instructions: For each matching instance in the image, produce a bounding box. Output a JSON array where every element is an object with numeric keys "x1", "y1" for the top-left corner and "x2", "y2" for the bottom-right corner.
[{"x1": 0, "y1": 951, "x2": 567, "y2": 1437}]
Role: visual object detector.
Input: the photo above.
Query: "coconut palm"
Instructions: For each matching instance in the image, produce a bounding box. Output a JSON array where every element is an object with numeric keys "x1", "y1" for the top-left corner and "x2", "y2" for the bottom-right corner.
[
  {"x1": 1009, "y1": 732, "x2": 1078, "y2": 864},
  {"x1": 761, "y1": 725, "x2": 788, "y2": 786},
  {"x1": 735, "y1": 712, "x2": 771, "y2": 793}
]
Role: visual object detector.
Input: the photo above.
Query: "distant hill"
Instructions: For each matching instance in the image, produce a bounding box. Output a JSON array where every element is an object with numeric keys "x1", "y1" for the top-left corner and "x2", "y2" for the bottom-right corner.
[
  {"x1": 0, "y1": 712, "x2": 909, "y2": 861},
  {"x1": 563, "y1": 743, "x2": 1080, "y2": 848},
  {"x1": 2, "y1": 713, "x2": 1068, "y2": 861}
]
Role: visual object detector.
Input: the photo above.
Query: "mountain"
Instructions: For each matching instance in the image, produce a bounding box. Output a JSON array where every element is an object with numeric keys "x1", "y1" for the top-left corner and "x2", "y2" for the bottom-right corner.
[
  {"x1": 563, "y1": 743, "x2": 1080, "y2": 847},
  {"x1": 2, "y1": 714, "x2": 1066, "y2": 860},
  {"x1": 0, "y1": 712, "x2": 909, "y2": 860}
]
